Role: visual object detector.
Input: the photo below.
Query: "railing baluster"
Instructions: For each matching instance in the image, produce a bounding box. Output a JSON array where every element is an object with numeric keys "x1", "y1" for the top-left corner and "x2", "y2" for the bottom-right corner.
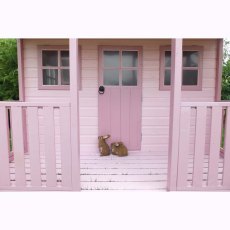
[
  {"x1": 193, "y1": 106, "x2": 207, "y2": 188},
  {"x1": 11, "y1": 106, "x2": 26, "y2": 186},
  {"x1": 177, "y1": 107, "x2": 191, "y2": 188},
  {"x1": 0, "y1": 107, "x2": 11, "y2": 186},
  {"x1": 208, "y1": 106, "x2": 222, "y2": 188},
  {"x1": 27, "y1": 107, "x2": 41, "y2": 186},
  {"x1": 60, "y1": 106, "x2": 72, "y2": 187},
  {"x1": 44, "y1": 106, "x2": 56, "y2": 187}
]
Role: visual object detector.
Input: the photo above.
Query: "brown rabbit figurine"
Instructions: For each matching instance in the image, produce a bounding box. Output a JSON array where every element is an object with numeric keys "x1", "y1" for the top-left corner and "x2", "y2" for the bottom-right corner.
[
  {"x1": 111, "y1": 142, "x2": 128, "y2": 157},
  {"x1": 98, "y1": 135, "x2": 111, "y2": 156}
]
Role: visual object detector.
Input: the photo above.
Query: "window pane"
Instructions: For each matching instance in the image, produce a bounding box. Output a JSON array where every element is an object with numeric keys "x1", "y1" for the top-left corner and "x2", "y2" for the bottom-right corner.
[
  {"x1": 182, "y1": 70, "x2": 198, "y2": 85},
  {"x1": 183, "y1": 51, "x2": 198, "y2": 67},
  {"x1": 165, "y1": 51, "x2": 171, "y2": 67},
  {"x1": 103, "y1": 51, "x2": 119, "y2": 67},
  {"x1": 61, "y1": 51, "x2": 69, "y2": 66},
  {"x1": 103, "y1": 69, "x2": 119, "y2": 85},
  {"x1": 122, "y1": 51, "x2": 138, "y2": 67},
  {"x1": 42, "y1": 51, "x2": 58, "y2": 66},
  {"x1": 164, "y1": 69, "x2": 171, "y2": 85},
  {"x1": 122, "y1": 70, "x2": 137, "y2": 86},
  {"x1": 43, "y1": 69, "x2": 58, "y2": 85},
  {"x1": 61, "y1": 69, "x2": 70, "y2": 85}
]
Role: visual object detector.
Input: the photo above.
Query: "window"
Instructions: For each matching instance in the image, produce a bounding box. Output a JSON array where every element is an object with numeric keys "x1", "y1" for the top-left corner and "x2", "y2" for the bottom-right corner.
[
  {"x1": 101, "y1": 48, "x2": 141, "y2": 87},
  {"x1": 38, "y1": 46, "x2": 70, "y2": 90},
  {"x1": 160, "y1": 46, "x2": 203, "y2": 90}
]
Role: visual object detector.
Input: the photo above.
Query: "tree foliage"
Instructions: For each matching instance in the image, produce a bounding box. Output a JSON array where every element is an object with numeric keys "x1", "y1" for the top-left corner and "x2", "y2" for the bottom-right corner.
[
  {"x1": 222, "y1": 39, "x2": 230, "y2": 100},
  {"x1": 0, "y1": 39, "x2": 18, "y2": 101}
]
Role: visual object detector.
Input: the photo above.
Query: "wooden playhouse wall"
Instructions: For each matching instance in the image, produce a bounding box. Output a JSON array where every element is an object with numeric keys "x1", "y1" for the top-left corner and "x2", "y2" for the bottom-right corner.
[{"x1": 22, "y1": 39, "x2": 217, "y2": 154}]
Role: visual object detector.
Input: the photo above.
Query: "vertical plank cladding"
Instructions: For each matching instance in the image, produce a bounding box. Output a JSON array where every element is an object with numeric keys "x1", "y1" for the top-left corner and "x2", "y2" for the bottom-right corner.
[
  {"x1": 121, "y1": 88, "x2": 131, "y2": 147},
  {"x1": 177, "y1": 107, "x2": 191, "y2": 188},
  {"x1": 110, "y1": 88, "x2": 121, "y2": 142},
  {"x1": 98, "y1": 88, "x2": 111, "y2": 137},
  {"x1": 27, "y1": 107, "x2": 41, "y2": 186},
  {"x1": 11, "y1": 107, "x2": 26, "y2": 186},
  {"x1": 223, "y1": 106, "x2": 230, "y2": 187},
  {"x1": 60, "y1": 106, "x2": 72, "y2": 187},
  {"x1": 207, "y1": 107, "x2": 222, "y2": 188},
  {"x1": 44, "y1": 106, "x2": 56, "y2": 187},
  {"x1": 0, "y1": 107, "x2": 11, "y2": 186},
  {"x1": 193, "y1": 107, "x2": 207, "y2": 188}
]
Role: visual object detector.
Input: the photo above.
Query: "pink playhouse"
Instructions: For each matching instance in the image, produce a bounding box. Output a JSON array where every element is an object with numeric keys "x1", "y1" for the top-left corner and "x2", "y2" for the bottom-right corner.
[{"x1": 0, "y1": 38, "x2": 229, "y2": 191}]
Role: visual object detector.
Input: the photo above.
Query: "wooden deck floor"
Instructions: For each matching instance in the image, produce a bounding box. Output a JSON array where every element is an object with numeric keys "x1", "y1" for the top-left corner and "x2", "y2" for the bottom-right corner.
[{"x1": 80, "y1": 152, "x2": 168, "y2": 191}]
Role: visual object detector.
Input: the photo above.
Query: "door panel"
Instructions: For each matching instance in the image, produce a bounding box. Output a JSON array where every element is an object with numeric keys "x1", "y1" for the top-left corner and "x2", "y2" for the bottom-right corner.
[{"x1": 98, "y1": 47, "x2": 142, "y2": 150}]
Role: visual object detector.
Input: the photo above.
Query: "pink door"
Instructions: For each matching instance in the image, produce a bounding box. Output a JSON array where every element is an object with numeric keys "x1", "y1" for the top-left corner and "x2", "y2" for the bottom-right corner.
[{"x1": 98, "y1": 47, "x2": 142, "y2": 150}]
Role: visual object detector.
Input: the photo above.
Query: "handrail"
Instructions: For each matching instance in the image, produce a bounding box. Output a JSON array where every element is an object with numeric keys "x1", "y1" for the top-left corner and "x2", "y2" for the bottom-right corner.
[
  {"x1": 181, "y1": 101, "x2": 230, "y2": 107},
  {"x1": 0, "y1": 101, "x2": 70, "y2": 107}
]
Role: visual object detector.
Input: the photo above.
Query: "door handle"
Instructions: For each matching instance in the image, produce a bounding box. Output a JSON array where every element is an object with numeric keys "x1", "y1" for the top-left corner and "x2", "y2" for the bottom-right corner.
[{"x1": 98, "y1": 86, "x2": 105, "y2": 94}]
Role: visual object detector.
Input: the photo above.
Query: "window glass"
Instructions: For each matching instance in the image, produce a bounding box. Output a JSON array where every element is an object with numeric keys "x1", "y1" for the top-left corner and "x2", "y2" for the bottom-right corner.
[
  {"x1": 103, "y1": 51, "x2": 119, "y2": 67},
  {"x1": 61, "y1": 69, "x2": 70, "y2": 85},
  {"x1": 42, "y1": 51, "x2": 58, "y2": 66},
  {"x1": 43, "y1": 69, "x2": 58, "y2": 85},
  {"x1": 122, "y1": 70, "x2": 137, "y2": 86},
  {"x1": 122, "y1": 51, "x2": 138, "y2": 67},
  {"x1": 103, "y1": 69, "x2": 119, "y2": 85},
  {"x1": 182, "y1": 70, "x2": 198, "y2": 85},
  {"x1": 61, "y1": 51, "x2": 69, "y2": 66},
  {"x1": 183, "y1": 51, "x2": 198, "y2": 67},
  {"x1": 165, "y1": 51, "x2": 171, "y2": 67},
  {"x1": 164, "y1": 69, "x2": 171, "y2": 85}
]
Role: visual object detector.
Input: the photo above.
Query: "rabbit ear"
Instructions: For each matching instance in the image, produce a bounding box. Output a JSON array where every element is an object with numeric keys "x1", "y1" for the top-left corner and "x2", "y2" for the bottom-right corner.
[
  {"x1": 115, "y1": 142, "x2": 120, "y2": 147},
  {"x1": 103, "y1": 135, "x2": 110, "y2": 139}
]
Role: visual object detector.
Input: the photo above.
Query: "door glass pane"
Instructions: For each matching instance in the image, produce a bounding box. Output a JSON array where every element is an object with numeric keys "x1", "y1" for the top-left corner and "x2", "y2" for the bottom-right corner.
[
  {"x1": 42, "y1": 51, "x2": 58, "y2": 66},
  {"x1": 103, "y1": 69, "x2": 119, "y2": 85},
  {"x1": 165, "y1": 51, "x2": 171, "y2": 67},
  {"x1": 182, "y1": 70, "x2": 198, "y2": 85},
  {"x1": 61, "y1": 69, "x2": 70, "y2": 85},
  {"x1": 103, "y1": 51, "x2": 119, "y2": 67},
  {"x1": 43, "y1": 69, "x2": 58, "y2": 85},
  {"x1": 122, "y1": 70, "x2": 137, "y2": 86},
  {"x1": 183, "y1": 51, "x2": 198, "y2": 67},
  {"x1": 164, "y1": 69, "x2": 171, "y2": 85},
  {"x1": 61, "y1": 51, "x2": 69, "y2": 66},
  {"x1": 122, "y1": 51, "x2": 138, "y2": 67}
]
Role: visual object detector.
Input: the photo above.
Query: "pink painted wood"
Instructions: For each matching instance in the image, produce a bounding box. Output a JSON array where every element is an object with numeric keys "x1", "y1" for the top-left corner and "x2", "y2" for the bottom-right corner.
[
  {"x1": 44, "y1": 107, "x2": 56, "y2": 187},
  {"x1": 215, "y1": 39, "x2": 223, "y2": 101},
  {"x1": 37, "y1": 45, "x2": 70, "y2": 90},
  {"x1": 60, "y1": 106, "x2": 72, "y2": 187},
  {"x1": 207, "y1": 107, "x2": 222, "y2": 187},
  {"x1": 17, "y1": 39, "x2": 25, "y2": 101},
  {"x1": 11, "y1": 107, "x2": 26, "y2": 186},
  {"x1": 69, "y1": 39, "x2": 81, "y2": 190},
  {"x1": 98, "y1": 46, "x2": 142, "y2": 150},
  {"x1": 0, "y1": 107, "x2": 11, "y2": 186},
  {"x1": 167, "y1": 39, "x2": 183, "y2": 191},
  {"x1": 222, "y1": 106, "x2": 230, "y2": 187},
  {"x1": 27, "y1": 107, "x2": 41, "y2": 186},
  {"x1": 177, "y1": 107, "x2": 191, "y2": 188},
  {"x1": 159, "y1": 45, "x2": 203, "y2": 91},
  {"x1": 193, "y1": 106, "x2": 207, "y2": 187}
]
